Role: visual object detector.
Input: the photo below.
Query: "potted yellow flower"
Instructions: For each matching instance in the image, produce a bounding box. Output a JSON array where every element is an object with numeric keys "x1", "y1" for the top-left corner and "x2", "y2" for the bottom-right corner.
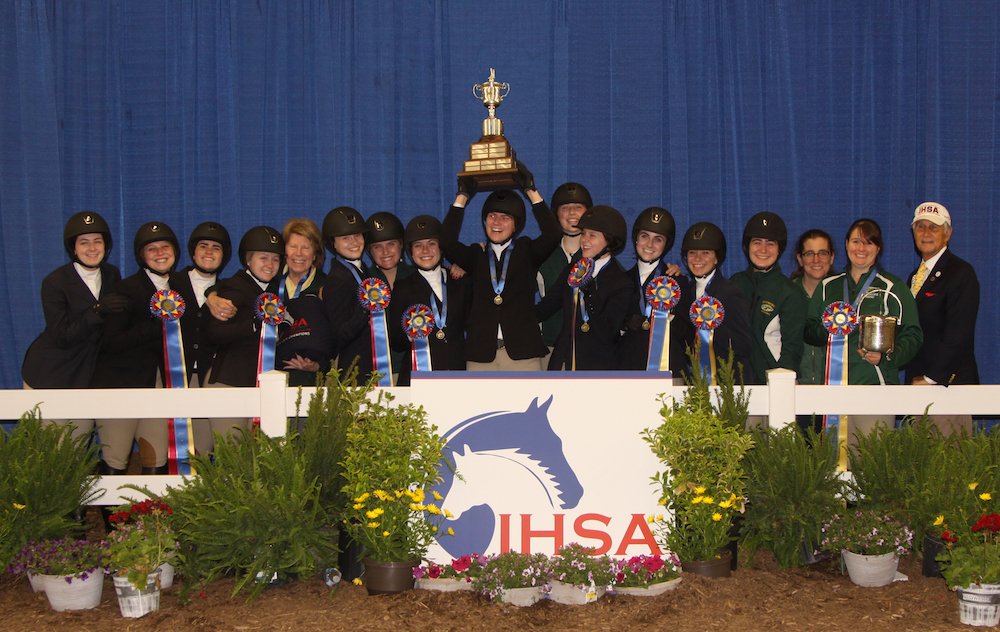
[{"x1": 340, "y1": 390, "x2": 450, "y2": 594}]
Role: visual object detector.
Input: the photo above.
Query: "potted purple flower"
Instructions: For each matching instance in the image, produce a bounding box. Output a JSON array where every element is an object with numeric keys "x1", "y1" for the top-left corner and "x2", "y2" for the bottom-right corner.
[
  {"x1": 471, "y1": 551, "x2": 550, "y2": 607},
  {"x1": 7, "y1": 536, "x2": 108, "y2": 611},
  {"x1": 820, "y1": 510, "x2": 913, "y2": 587}
]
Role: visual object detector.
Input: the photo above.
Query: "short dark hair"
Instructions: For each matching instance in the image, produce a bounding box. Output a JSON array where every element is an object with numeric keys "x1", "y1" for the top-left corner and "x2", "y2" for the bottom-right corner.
[
  {"x1": 790, "y1": 228, "x2": 835, "y2": 280},
  {"x1": 845, "y1": 218, "x2": 883, "y2": 267}
]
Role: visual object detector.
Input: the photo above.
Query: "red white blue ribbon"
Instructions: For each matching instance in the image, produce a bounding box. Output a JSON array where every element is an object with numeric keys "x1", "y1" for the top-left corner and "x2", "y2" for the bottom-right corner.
[
  {"x1": 402, "y1": 304, "x2": 435, "y2": 372},
  {"x1": 690, "y1": 295, "x2": 725, "y2": 385},
  {"x1": 253, "y1": 292, "x2": 285, "y2": 428},
  {"x1": 822, "y1": 301, "x2": 857, "y2": 471},
  {"x1": 358, "y1": 278, "x2": 393, "y2": 386},
  {"x1": 150, "y1": 290, "x2": 194, "y2": 475},
  {"x1": 645, "y1": 276, "x2": 680, "y2": 372}
]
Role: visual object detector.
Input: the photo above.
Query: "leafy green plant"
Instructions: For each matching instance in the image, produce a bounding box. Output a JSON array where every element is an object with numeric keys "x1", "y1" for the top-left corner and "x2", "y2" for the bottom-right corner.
[
  {"x1": 165, "y1": 429, "x2": 336, "y2": 602},
  {"x1": 471, "y1": 551, "x2": 550, "y2": 599},
  {"x1": 0, "y1": 408, "x2": 100, "y2": 569},
  {"x1": 341, "y1": 389, "x2": 448, "y2": 562},
  {"x1": 938, "y1": 481, "x2": 1000, "y2": 588},
  {"x1": 681, "y1": 346, "x2": 750, "y2": 432},
  {"x1": 741, "y1": 427, "x2": 846, "y2": 568},
  {"x1": 107, "y1": 494, "x2": 176, "y2": 590},
  {"x1": 547, "y1": 542, "x2": 617, "y2": 588},
  {"x1": 642, "y1": 396, "x2": 753, "y2": 562}
]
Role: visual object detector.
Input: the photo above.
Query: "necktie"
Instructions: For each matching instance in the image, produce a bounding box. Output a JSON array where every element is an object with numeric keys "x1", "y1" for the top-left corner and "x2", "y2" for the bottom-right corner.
[{"x1": 911, "y1": 262, "x2": 928, "y2": 297}]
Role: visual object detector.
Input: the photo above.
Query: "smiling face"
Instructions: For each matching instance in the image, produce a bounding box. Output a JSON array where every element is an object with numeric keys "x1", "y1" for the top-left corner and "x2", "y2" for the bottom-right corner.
[
  {"x1": 748, "y1": 238, "x2": 779, "y2": 270},
  {"x1": 686, "y1": 249, "x2": 718, "y2": 277},
  {"x1": 484, "y1": 212, "x2": 515, "y2": 244},
  {"x1": 636, "y1": 230, "x2": 667, "y2": 263},
  {"x1": 557, "y1": 203, "x2": 586, "y2": 235},
  {"x1": 193, "y1": 239, "x2": 224, "y2": 274},
  {"x1": 369, "y1": 238, "x2": 402, "y2": 271},
  {"x1": 796, "y1": 236, "x2": 834, "y2": 282},
  {"x1": 410, "y1": 238, "x2": 441, "y2": 270},
  {"x1": 333, "y1": 233, "x2": 365, "y2": 260},
  {"x1": 846, "y1": 227, "x2": 880, "y2": 274},
  {"x1": 285, "y1": 232, "x2": 316, "y2": 276},
  {"x1": 247, "y1": 250, "x2": 281, "y2": 282},
  {"x1": 74, "y1": 233, "x2": 106, "y2": 269},
  {"x1": 580, "y1": 229, "x2": 609, "y2": 259},
  {"x1": 142, "y1": 240, "x2": 176, "y2": 275},
  {"x1": 912, "y1": 219, "x2": 952, "y2": 261}
]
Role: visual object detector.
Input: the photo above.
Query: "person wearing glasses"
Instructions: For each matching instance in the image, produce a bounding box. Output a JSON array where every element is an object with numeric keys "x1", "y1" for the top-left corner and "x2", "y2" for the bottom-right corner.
[{"x1": 789, "y1": 229, "x2": 836, "y2": 434}]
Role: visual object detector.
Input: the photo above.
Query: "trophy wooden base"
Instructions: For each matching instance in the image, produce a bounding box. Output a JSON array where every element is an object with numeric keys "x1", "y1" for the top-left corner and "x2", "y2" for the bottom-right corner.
[{"x1": 459, "y1": 135, "x2": 519, "y2": 191}]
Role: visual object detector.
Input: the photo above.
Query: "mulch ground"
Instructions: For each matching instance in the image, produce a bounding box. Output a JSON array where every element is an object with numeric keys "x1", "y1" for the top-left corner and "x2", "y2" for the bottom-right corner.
[{"x1": 0, "y1": 548, "x2": 980, "y2": 632}]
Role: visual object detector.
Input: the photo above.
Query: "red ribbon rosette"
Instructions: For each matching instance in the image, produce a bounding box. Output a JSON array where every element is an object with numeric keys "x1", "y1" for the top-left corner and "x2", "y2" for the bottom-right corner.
[
  {"x1": 567, "y1": 258, "x2": 595, "y2": 289},
  {"x1": 822, "y1": 301, "x2": 857, "y2": 336},
  {"x1": 645, "y1": 276, "x2": 680, "y2": 311},
  {"x1": 255, "y1": 292, "x2": 286, "y2": 325},
  {"x1": 690, "y1": 295, "x2": 725, "y2": 330},
  {"x1": 358, "y1": 277, "x2": 391, "y2": 313},
  {"x1": 402, "y1": 304, "x2": 436, "y2": 340},
  {"x1": 149, "y1": 290, "x2": 186, "y2": 322}
]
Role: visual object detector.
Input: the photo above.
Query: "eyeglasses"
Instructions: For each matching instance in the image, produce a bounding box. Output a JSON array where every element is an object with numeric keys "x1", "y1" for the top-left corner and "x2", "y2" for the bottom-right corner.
[{"x1": 801, "y1": 250, "x2": 831, "y2": 260}]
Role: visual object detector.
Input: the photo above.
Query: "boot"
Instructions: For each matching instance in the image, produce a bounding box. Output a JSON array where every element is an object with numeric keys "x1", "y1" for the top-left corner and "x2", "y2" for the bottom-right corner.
[
  {"x1": 141, "y1": 464, "x2": 170, "y2": 475},
  {"x1": 99, "y1": 460, "x2": 127, "y2": 476}
]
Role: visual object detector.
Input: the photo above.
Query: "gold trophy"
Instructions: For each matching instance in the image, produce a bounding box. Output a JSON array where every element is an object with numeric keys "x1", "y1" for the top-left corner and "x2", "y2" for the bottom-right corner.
[{"x1": 458, "y1": 69, "x2": 519, "y2": 189}]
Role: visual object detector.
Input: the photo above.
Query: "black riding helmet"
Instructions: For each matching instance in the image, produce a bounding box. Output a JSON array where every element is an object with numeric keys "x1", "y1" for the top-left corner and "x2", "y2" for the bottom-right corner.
[
  {"x1": 238, "y1": 226, "x2": 285, "y2": 268},
  {"x1": 576, "y1": 205, "x2": 628, "y2": 257},
  {"x1": 404, "y1": 215, "x2": 443, "y2": 270},
  {"x1": 133, "y1": 222, "x2": 180, "y2": 274},
  {"x1": 63, "y1": 211, "x2": 113, "y2": 265},
  {"x1": 550, "y1": 182, "x2": 593, "y2": 211},
  {"x1": 322, "y1": 206, "x2": 367, "y2": 255},
  {"x1": 681, "y1": 222, "x2": 727, "y2": 270},
  {"x1": 742, "y1": 212, "x2": 788, "y2": 262},
  {"x1": 631, "y1": 207, "x2": 676, "y2": 260},
  {"x1": 480, "y1": 190, "x2": 526, "y2": 244},
  {"x1": 365, "y1": 212, "x2": 405, "y2": 244},
  {"x1": 187, "y1": 222, "x2": 232, "y2": 274}
]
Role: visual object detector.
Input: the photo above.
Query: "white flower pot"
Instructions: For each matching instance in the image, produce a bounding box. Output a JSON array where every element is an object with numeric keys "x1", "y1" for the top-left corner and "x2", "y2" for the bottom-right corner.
[
  {"x1": 157, "y1": 562, "x2": 174, "y2": 589},
  {"x1": 841, "y1": 550, "x2": 898, "y2": 588},
  {"x1": 113, "y1": 569, "x2": 161, "y2": 618},
  {"x1": 27, "y1": 572, "x2": 45, "y2": 593},
  {"x1": 37, "y1": 571, "x2": 104, "y2": 611},
  {"x1": 499, "y1": 586, "x2": 543, "y2": 607},
  {"x1": 957, "y1": 583, "x2": 1000, "y2": 627},
  {"x1": 613, "y1": 577, "x2": 683, "y2": 597},
  {"x1": 547, "y1": 579, "x2": 606, "y2": 605},
  {"x1": 415, "y1": 577, "x2": 473, "y2": 592}
]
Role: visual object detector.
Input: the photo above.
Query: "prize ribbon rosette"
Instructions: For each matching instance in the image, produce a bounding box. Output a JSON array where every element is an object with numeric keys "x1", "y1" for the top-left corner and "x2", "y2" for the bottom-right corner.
[
  {"x1": 255, "y1": 292, "x2": 286, "y2": 325},
  {"x1": 567, "y1": 258, "x2": 595, "y2": 370},
  {"x1": 403, "y1": 304, "x2": 436, "y2": 372},
  {"x1": 689, "y1": 295, "x2": 725, "y2": 385},
  {"x1": 149, "y1": 290, "x2": 194, "y2": 475},
  {"x1": 644, "y1": 276, "x2": 680, "y2": 372},
  {"x1": 357, "y1": 278, "x2": 393, "y2": 386},
  {"x1": 821, "y1": 301, "x2": 857, "y2": 472}
]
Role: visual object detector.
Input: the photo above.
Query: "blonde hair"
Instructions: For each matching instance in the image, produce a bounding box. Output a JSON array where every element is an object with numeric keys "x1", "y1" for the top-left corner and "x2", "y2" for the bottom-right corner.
[{"x1": 281, "y1": 218, "x2": 325, "y2": 269}]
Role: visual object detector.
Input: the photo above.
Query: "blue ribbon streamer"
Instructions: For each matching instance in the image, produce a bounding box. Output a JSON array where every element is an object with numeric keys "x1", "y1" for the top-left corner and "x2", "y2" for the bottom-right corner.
[
  {"x1": 698, "y1": 329, "x2": 716, "y2": 385},
  {"x1": 412, "y1": 337, "x2": 433, "y2": 372},
  {"x1": 370, "y1": 311, "x2": 393, "y2": 387},
  {"x1": 825, "y1": 334, "x2": 850, "y2": 471},
  {"x1": 162, "y1": 320, "x2": 194, "y2": 475},
  {"x1": 645, "y1": 310, "x2": 670, "y2": 371}
]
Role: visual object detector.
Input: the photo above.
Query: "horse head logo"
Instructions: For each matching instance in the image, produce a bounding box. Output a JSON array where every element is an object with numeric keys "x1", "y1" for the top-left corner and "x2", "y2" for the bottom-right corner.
[{"x1": 430, "y1": 396, "x2": 583, "y2": 558}]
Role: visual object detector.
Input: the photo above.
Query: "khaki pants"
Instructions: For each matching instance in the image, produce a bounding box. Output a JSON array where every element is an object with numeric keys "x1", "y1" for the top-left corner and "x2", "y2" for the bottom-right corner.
[
  {"x1": 23, "y1": 381, "x2": 94, "y2": 441},
  {"x1": 200, "y1": 375, "x2": 251, "y2": 453},
  {"x1": 467, "y1": 346, "x2": 544, "y2": 372}
]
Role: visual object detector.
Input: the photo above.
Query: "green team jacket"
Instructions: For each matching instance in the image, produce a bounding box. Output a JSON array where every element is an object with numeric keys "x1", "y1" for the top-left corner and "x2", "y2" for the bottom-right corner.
[
  {"x1": 731, "y1": 263, "x2": 807, "y2": 384},
  {"x1": 537, "y1": 245, "x2": 581, "y2": 348},
  {"x1": 791, "y1": 276, "x2": 827, "y2": 385},
  {"x1": 804, "y1": 267, "x2": 923, "y2": 385}
]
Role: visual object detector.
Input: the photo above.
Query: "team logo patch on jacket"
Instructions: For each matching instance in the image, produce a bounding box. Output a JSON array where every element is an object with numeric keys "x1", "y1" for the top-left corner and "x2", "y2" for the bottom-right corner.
[{"x1": 760, "y1": 301, "x2": 775, "y2": 314}]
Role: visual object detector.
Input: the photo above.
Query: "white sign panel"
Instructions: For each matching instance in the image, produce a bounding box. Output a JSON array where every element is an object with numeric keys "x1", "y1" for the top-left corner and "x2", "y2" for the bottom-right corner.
[{"x1": 410, "y1": 371, "x2": 671, "y2": 562}]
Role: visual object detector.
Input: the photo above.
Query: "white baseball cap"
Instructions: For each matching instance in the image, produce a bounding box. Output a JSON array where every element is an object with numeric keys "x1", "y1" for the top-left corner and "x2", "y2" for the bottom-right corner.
[{"x1": 911, "y1": 202, "x2": 951, "y2": 226}]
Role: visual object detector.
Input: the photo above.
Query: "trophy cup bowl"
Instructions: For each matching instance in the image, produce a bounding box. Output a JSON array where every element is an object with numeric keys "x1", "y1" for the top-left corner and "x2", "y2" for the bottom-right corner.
[
  {"x1": 858, "y1": 288, "x2": 902, "y2": 354},
  {"x1": 459, "y1": 68, "x2": 519, "y2": 190}
]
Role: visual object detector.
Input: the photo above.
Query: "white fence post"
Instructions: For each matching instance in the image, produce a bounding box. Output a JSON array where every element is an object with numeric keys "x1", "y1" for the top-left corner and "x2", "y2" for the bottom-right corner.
[
  {"x1": 766, "y1": 368, "x2": 797, "y2": 429},
  {"x1": 258, "y1": 370, "x2": 289, "y2": 437}
]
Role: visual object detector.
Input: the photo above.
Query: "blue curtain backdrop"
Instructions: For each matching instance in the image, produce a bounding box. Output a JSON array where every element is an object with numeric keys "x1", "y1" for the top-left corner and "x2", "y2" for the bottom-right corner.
[{"x1": 2, "y1": 0, "x2": 998, "y2": 390}]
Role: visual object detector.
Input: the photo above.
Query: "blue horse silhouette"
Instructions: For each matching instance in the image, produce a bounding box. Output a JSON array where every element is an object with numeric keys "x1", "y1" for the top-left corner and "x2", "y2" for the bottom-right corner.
[{"x1": 430, "y1": 396, "x2": 584, "y2": 558}]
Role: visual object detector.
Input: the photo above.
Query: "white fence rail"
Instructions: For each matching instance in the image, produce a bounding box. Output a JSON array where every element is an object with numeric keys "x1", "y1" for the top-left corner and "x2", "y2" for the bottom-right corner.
[{"x1": 3, "y1": 368, "x2": 998, "y2": 504}]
